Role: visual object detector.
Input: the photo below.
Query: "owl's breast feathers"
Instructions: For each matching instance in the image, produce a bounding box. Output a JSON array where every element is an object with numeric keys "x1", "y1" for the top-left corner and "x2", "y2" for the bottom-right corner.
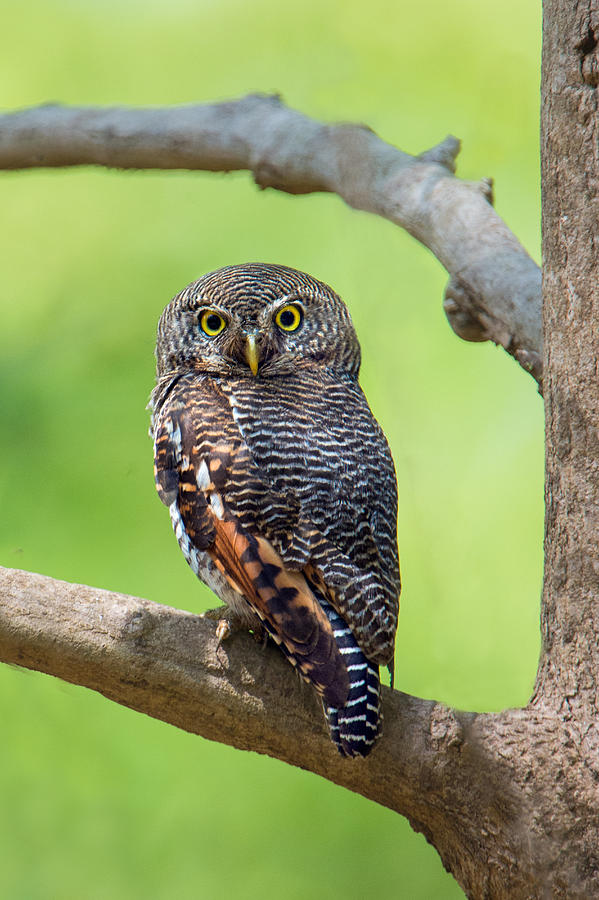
[{"x1": 152, "y1": 370, "x2": 399, "y2": 707}]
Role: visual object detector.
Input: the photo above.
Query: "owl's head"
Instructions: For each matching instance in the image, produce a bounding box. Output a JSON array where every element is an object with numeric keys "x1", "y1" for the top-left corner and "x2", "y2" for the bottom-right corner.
[{"x1": 155, "y1": 263, "x2": 361, "y2": 379}]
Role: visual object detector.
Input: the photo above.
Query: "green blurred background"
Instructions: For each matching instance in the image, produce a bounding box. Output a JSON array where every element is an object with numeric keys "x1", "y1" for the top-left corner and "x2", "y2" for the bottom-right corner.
[{"x1": 0, "y1": 1, "x2": 542, "y2": 897}]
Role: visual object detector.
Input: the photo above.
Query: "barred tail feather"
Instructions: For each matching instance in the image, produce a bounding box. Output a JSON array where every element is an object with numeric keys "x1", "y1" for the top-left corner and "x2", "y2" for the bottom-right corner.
[{"x1": 319, "y1": 599, "x2": 381, "y2": 758}]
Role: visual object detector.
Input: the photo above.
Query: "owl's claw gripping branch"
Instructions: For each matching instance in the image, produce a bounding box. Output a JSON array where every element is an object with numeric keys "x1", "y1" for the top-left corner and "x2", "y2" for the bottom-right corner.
[{"x1": 215, "y1": 619, "x2": 231, "y2": 643}]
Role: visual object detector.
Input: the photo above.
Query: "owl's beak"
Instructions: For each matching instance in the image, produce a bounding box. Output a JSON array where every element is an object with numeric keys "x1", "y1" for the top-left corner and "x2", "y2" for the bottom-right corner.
[{"x1": 244, "y1": 333, "x2": 260, "y2": 376}]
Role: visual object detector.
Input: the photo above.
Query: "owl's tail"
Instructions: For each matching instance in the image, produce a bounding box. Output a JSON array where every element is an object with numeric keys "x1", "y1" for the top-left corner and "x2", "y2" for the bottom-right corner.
[{"x1": 319, "y1": 599, "x2": 381, "y2": 758}]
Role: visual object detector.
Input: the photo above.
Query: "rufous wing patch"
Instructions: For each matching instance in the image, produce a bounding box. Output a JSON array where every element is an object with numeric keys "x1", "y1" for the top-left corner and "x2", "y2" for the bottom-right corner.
[{"x1": 209, "y1": 510, "x2": 349, "y2": 708}]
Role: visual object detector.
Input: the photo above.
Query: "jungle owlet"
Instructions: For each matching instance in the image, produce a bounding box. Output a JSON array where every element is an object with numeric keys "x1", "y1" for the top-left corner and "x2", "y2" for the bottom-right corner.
[{"x1": 150, "y1": 263, "x2": 400, "y2": 757}]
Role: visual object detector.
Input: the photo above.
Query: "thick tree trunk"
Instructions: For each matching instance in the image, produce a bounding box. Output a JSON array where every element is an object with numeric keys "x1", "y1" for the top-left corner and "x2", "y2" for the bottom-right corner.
[{"x1": 529, "y1": 0, "x2": 599, "y2": 888}]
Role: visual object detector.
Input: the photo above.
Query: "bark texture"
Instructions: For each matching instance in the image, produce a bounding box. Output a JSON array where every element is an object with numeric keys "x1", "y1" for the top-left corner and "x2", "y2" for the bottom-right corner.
[
  {"x1": 0, "y1": 565, "x2": 566, "y2": 896},
  {"x1": 531, "y1": 4, "x2": 599, "y2": 890},
  {"x1": 0, "y1": 1, "x2": 597, "y2": 896},
  {"x1": 0, "y1": 96, "x2": 542, "y2": 384}
]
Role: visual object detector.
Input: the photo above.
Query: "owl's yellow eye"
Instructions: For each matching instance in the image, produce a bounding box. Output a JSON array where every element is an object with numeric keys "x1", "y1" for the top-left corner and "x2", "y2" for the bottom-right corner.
[
  {"x1": 199, "y1": 310, "x2": 226, "y2": 337},
  {"x1": 275, "y1": 303, "x2": 303, "y2": 332}
]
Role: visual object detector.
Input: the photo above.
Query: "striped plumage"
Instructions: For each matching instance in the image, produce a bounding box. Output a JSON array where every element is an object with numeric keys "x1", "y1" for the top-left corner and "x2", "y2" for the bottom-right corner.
[{"x1": 150, "y1": 263, "x2": 400, "y2": 757}]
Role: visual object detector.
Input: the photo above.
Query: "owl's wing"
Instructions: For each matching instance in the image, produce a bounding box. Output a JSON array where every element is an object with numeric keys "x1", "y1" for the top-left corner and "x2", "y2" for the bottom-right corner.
[
  {"x1": 213, "y1": 374, "x2": 400, "y2": 668},
  {"x1": 302, "y1": 541, "x2": 398, "y2": 667},
  {"x1": 153, "y1": 380, "x2": 350, "y2": 708}
]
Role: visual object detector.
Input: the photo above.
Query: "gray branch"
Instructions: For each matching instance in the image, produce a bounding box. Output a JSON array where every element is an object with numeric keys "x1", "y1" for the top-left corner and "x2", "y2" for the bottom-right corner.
[
  {"x1": 0, "y1": 564, "x2": 576, "y2": 897},
  {"x1": 0, "y1": 94, "x2": 542, "y2": 385}
]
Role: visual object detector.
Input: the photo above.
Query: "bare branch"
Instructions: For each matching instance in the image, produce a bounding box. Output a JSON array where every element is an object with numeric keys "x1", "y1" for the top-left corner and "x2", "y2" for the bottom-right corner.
[
  {"x1": 0, "y1": 95, "x2": 542, "y2": 384},
  {"x1": 0, "y1": 563, "x2": 583, "y2": 897},
  {"x1": 0, "y1": 565, "x2": 450, "y2": 787}
]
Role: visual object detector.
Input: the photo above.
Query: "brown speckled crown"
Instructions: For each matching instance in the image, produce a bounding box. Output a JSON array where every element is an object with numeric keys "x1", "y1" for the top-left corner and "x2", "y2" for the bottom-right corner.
[{"x1": 155, "y1": 263, "x2": 361, "y2": 378}]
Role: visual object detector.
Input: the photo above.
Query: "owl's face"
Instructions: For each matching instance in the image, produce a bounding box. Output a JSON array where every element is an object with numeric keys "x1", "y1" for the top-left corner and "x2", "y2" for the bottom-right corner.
[{"x1": 155, "y1": 263, "x2": 361, "y2": 379}]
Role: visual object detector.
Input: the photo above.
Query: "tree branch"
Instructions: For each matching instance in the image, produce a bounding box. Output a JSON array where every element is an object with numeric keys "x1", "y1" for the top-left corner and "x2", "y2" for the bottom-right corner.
[
  {"x1": 0, "y1": 563, "x2": 578, "y2": 897},
  {"x1": 0, "y1": 565, "x2": 454, "y2": 786},
  {"x1": 0, "y1": 95, "x2": 542, "y2": 385}
]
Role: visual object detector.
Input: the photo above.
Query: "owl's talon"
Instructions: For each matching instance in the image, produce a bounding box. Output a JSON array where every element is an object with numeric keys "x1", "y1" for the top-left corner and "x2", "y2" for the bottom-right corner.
[
  {"x1": 202, "y1": 606, "x2": 239, "y2": 640},
  {"x1": 216, "y1": 619, "x2": 231, "y2": 644},
  {"x1": 203, "y1": 606, "x2": 255, "y2": 644}
]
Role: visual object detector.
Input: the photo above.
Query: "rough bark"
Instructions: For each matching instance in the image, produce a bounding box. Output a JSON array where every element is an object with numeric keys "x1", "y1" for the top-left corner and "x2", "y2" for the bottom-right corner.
[
  {"x1": 0, "y1": 1, "x2": 597, "y2": 896},
  {"x1": 0, "y1": 96, "x2": 542, "y2": 384},
  {"x1": 0, "y1": 565, "x2": 565, "y2": 896}
]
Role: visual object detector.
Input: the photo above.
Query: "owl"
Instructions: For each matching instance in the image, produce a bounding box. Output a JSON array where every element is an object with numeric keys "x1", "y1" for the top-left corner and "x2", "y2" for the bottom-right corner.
[{"x1": 150, "y1": 263, "x2": 400, "y2": 758}]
